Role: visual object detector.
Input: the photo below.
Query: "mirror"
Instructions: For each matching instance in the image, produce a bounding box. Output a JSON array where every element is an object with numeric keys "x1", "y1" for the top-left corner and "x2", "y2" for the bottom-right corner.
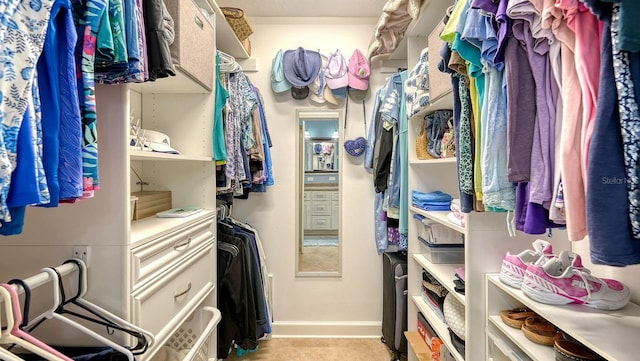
[{"x1": 297, "y1": 110, "x2": 342, "y2": 277}]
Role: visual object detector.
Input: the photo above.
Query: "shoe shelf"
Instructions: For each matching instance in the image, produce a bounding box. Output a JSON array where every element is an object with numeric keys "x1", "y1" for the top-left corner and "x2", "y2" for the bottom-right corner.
[
  {"x1": 488, "y1": 316, "x2": 551, "y2": 361},
  {"x1": 410, "y1": 206, "x2": 466, "y2": 234},
  {"x1": 413, "y1": 253, "x2": 465, "y2": 305},
  {"x1": 486, "y1": 325, "x2": 533, "y2": 361},
  {"x1": 412, "y1": 295, "x2": 464, "y2": 361},
  {"x1": 486, "y1": 274, "x2": 640, "y2": 361}
]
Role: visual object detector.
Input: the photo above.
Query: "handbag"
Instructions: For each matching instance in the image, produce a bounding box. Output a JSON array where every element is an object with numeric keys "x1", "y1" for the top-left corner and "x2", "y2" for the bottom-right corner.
[
  {"x1": 440, "y1": 117, "x2": 456, "y2": 158},
  {"x1": 220, "y1": 7, "x2": 254, "y2": 41},
  {"x1": 416, "y1": 119, "x2": 433, "y2": 160},
  {"x1": 343, "y1": 96, "x2": 367, "y2": 157}
]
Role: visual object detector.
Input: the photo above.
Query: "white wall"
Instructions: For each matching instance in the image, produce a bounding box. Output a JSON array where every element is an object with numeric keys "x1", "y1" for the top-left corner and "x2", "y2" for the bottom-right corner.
[{"x1": 231, "y1": 17, "x2": 390, "y2": 337}]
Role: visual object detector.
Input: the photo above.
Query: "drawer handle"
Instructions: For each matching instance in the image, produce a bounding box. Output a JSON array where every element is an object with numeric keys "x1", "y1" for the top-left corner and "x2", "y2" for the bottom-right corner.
[
  {"x1": 173, "y1": 237, "x2": 192, "y2": 251},
  {"x1": 174, "y1": 282, "x2": 192, "y2": 299},
  {"x1": 194, "y1": 15, "x2": 204, "y2": 29}
]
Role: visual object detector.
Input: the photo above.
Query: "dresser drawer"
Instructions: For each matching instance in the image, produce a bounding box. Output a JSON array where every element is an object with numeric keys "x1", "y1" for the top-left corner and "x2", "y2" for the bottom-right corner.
[
  {"x1": 310, "y1": 215, "x2": 332, "y2": 229},
  {"x1": 165, "y1": 0, "x2": 214, "y2": 91},
  {"x1": 330, "y1": 191, "x2": 339, "y2": 201},
  {"x1": 311, "y1": 191, "x2": 329, "y2": 201},
  {"x1": 311, "y1": 201, "x2": 331, "y2": 215},
  {"x1": 130, "y1": 216, "x2": 214, "y2": 290},
  {"x1": 131, "y1": 243, "x2": 215, "y2": 337}
]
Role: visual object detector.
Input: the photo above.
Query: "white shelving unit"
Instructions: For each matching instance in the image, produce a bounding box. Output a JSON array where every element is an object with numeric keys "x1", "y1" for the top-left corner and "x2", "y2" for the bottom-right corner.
[
  {"x1": 396, "y1": 2, "x2": 571, "y2": 361},
  {"x1": 487, "y1": 274, "x2": 640, "y2": 361}
]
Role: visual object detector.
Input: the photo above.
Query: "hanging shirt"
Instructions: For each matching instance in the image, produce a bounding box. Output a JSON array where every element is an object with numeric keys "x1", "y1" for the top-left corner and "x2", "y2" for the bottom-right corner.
[
  {"x1": 214, "y1": 53, "x2": 229, "y2": 163},
  {"x1": 0, "y1": 0, "x2": 54, "y2": 221}
]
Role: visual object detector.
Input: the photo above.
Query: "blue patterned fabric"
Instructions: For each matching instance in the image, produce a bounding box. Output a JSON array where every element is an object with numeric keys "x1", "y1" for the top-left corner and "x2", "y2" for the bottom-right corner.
[
  {"x1": 610, "y1": 3, "x2": 640, "y2": 238},
  {"x1": 0, "y1": 0, "x2": 53, "y2": 221}
]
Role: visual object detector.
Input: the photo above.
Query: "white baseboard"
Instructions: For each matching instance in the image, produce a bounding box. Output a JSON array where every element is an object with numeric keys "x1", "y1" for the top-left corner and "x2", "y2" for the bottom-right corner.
[{"x1": 270, "y1": 321, "x2": 382, "y2": 338}]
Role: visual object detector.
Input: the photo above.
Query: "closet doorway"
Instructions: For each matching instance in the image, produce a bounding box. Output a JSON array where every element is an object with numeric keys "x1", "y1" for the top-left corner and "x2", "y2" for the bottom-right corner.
[{"x1": 297, "y1": 110, "x2": 342, "y2": 277}]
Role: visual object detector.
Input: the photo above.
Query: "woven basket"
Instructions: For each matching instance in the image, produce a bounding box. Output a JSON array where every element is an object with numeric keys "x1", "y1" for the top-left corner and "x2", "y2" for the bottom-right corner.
[
  {"x1": 416, "y1": 126, "x2": 433, "y2": 160},
  {"x1": 221, "y1": 7, "x2": 253, "y2": 41}
]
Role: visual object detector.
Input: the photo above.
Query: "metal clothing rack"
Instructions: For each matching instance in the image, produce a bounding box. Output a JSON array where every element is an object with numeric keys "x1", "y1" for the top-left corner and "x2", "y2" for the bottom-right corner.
[{"x1": 9, "y1": 262, "x2": 77, "y2": 294}]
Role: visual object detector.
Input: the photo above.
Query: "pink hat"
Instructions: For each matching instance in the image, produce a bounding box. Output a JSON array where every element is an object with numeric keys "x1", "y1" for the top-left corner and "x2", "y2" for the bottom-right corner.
[
  {"x1": 348, "y1": 49, "x2": 370, "y2": 90},
  {"x1": 324, "y1": 49, "x2": 349, "y2": 90}
]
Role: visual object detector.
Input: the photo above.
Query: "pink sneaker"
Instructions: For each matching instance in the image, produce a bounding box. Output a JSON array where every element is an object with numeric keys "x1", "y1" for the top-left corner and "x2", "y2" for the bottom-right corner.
[
  {"x1": 499, "y1": 239, "x2": 554, "y2": 289},
  {"x1": 521, "y1": 251, "x2": 631, "y2": 310}
]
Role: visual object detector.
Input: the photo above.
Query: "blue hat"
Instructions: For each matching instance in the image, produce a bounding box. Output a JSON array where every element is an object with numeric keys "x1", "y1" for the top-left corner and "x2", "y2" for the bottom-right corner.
[
  {"x1": 331, "y1": 86, "x2": 348, "y2": 99},
  {"x1": 283, "y1": 47, "x2": 322, "y2": 87},
  {"x1": 271, "y1": 49, "x2": 292, "y2": 93}
]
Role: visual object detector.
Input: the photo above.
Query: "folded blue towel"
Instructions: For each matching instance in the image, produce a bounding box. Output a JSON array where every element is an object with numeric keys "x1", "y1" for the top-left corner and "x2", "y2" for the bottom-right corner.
[{"x1": 411, "y1": 190, "x2": 453, "y2": 203}]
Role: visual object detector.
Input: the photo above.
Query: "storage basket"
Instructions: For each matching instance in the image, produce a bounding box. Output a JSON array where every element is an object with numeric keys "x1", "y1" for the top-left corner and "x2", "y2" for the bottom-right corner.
[
  {"x1": 165, "y1": 307, "x2": 221, "y2": 361},
  {"x1": 221, "y1": 7, "x2": 253, "y2": 41}
]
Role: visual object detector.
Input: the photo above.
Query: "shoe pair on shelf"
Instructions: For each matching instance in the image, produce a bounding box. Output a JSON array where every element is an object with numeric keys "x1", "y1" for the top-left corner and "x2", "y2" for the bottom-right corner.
[
  {"x1": 500, "y1": 307, "x2": 559, "y2": 346},
  {"x1": 499, "y1": 240, "x2": 631, "y2": 310},
  {"x1": 500, "y1": 307, "x2": 605, "y2": 360}
]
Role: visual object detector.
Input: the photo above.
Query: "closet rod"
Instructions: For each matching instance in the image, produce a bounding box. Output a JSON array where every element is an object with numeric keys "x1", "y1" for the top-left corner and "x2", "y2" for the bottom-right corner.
[{"x1": 9, "y1": 262, "x2": 77, "y2": 293}]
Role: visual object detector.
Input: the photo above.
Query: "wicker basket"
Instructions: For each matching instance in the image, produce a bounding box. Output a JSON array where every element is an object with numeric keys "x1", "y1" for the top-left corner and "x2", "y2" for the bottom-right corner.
[
  {"x1": 221, "y1": 7, "x2": 253, "y2": 41},
  {"x1": 165, "y1": 307, "x2": 221, "y2": 361}
]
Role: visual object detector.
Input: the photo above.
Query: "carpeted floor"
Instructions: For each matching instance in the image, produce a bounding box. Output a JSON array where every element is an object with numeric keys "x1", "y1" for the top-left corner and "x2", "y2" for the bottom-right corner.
[
  {"x1": 224, "y1": 338, "x2": 395, "y2": 361},
  {"x1": 298, "y1": 246, "x2": 339, "y2": 273}
]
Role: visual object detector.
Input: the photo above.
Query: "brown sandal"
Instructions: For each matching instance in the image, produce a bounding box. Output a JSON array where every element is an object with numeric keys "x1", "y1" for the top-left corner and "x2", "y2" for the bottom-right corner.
[
  {"x1": 499, "y1": 307, "x2": 535, "y2": 329},
  {"x1": 554, "y1": 335, "x2": 604, "y2": 361},
  {"x1": 521, "y1": 315, "x2": 560, "y2": 346}
]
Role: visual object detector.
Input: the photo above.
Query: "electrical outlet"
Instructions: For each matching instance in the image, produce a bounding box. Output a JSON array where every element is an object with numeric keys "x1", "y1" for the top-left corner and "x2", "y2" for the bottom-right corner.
[{"x1": 73, "y1": 246, "x2": 90, "y2": 264}]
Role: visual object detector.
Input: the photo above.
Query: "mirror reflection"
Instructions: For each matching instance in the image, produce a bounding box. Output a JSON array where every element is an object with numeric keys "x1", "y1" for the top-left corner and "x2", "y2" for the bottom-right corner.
[{"x1": 297, "y1": 110, "x2": 341, "y2": 276}]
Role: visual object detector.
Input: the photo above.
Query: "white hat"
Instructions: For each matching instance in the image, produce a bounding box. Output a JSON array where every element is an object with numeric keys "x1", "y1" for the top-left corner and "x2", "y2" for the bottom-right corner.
[
  {"x1": 141, "y1": 129, "x2": 180, "y2": 154},
  {"x1": 309, "y1": 54, "x2": 329, "y2": 104}
]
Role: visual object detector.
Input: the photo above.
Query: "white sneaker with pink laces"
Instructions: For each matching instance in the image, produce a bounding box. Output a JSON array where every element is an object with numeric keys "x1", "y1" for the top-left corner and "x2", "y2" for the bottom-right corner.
[
  {"x1": 521, "y1": 251, "x2": 631, "y2": 310},
  {"x1": 499, "y1": 239, "x2": 554, "y2": 289}
]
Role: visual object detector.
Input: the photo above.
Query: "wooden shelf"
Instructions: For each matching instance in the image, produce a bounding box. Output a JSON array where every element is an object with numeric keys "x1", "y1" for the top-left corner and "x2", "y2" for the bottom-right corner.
[
  {"x1": 488, "y1": 274, "x2": 640, "y2": 361},
  {"x1": 488, "y1": 316, "x2": 553, "y2": 361},
  {"x1": 410, "y1": 207, "x2": 466, "y2": 234},
  {"x1": 410, "y1": 157, "x2": 457, "y2": 165},
  {"x1": 197, "y1": 0, "x2": 249, "y2": 59},
  {"x1": 130, "y1": 149, "x2": 212, "y2": 162},
  {"x1": 405, "y1": 331, "x2": 433, "y2": 361},
  {"x1": 130, "y1": 210, "x2": 215, "y2": 246},
  {"x1": 413, "y1": 254, "x2": 465, "y2": 305},
  {"x1": 412, "y1": 296, "x2": 465, "y2": 361}
]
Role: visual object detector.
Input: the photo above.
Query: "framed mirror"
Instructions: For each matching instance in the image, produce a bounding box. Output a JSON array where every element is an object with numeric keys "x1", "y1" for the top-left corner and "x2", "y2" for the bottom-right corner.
[{"x1": 296, "y1": 109, "x2": 342, "y2": 277}]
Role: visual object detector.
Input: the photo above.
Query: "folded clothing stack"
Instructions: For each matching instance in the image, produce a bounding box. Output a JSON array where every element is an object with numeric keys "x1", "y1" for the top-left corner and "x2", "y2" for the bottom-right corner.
[
  {"x1": 422, "y1": 269, "x2": 448, "y2": 323},
  {"x1": 448, "y1": 199, "x2": 465, "y2": 227},
  {"x1": 412, "y1": 190, "x2": 453, "y2": 211}
]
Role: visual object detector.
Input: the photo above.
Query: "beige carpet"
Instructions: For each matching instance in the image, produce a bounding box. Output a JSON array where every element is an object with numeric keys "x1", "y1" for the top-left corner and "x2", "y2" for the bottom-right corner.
[
  {"x1": 298, "y1": 246, "x2": 339, "y2": 273},
  {"x1": 224, "y1": 338, "x2": 395, "y2": 361}
]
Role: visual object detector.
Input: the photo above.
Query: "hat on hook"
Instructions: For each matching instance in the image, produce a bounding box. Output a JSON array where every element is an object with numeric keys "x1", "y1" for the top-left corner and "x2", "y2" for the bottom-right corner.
[
  {"x1": 271, "y1": 49, "x2": 292, "y2": 93},
  {"x1": 348, "y1": 49, "x2": 370, "y2": 102},
  {"x1": 324, "y1": 49, "x2": 349, "y2": 90},
  {"x1": 283, "y1": 47, "x2": 322, "y2": 87},
  {"x1": 291, "y1": 86, "x2": 310, "y2": 100},
  {"x1": 323, "y1": 85, "x2": 339, "y2": 105},
  {"x1": 309, "y1": 53, "x2": 329, "y2": 104}
]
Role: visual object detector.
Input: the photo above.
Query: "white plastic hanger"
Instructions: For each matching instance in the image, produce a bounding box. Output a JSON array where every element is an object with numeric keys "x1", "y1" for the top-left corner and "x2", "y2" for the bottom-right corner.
[
  {"x1": 0, "y1": 306, "x2": 25, "y2": 361},
  {"x1": 26, "y1": 268, "x2": 136, "y2": 361},
  {"x1": 0, "y1": 284, "x2": 68, "y2": 361},
  {"x1": 61, "y1": 258, "x2": 155, "y2": 350}
]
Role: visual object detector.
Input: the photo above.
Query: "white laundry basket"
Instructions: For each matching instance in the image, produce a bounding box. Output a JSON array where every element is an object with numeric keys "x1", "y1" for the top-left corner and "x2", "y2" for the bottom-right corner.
[{"x1": 165, "y1": 307, "x2": 221, "y2": 361}]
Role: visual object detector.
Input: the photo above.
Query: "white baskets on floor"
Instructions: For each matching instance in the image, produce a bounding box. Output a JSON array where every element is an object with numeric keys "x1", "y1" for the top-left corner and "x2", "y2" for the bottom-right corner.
[{"x1": 165, "y1": 307, "x2": 221, "y2": 361}]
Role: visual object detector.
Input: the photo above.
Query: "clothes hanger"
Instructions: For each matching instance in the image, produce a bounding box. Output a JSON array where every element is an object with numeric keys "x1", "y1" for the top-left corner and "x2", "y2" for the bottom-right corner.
[
  {"x1": 0, "y1": 284, "x2": 71, "y2": 361},
  {"x1": 25, "y1": 268, "x2": 136, "y2": 361},
  {"x1": 7, "y1": 279, "x2": 30, "y2": 329},
  {"x1": 0, "y1": 304, "x2": 25, "y2": 361},
  {"x1": 60, "y1": 259, "x2": 154, "y2": 353},
  {"x1": 49, "y1": 264, "x2": 150, "y2": 355}
]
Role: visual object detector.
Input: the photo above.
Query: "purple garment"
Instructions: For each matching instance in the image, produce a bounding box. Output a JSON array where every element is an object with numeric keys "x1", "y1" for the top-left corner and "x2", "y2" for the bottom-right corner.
[
  {"x1": 471, "y1": 0, "x2": 498, "y2": 14},
  {"x1": 494, "y1": 0, "x2": 510, "y2": 65},
  {"x1": 505, "y1": 28, "x2": 535, "y2": 183},
  {"x1": 513, "y1": 19, "x2": 558, "y2": 208}
]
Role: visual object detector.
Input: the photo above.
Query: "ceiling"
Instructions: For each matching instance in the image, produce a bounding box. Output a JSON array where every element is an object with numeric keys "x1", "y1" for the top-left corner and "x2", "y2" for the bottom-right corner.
[{"x1": 216, "y1": 0, "x2": 389, "y2": 18}]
